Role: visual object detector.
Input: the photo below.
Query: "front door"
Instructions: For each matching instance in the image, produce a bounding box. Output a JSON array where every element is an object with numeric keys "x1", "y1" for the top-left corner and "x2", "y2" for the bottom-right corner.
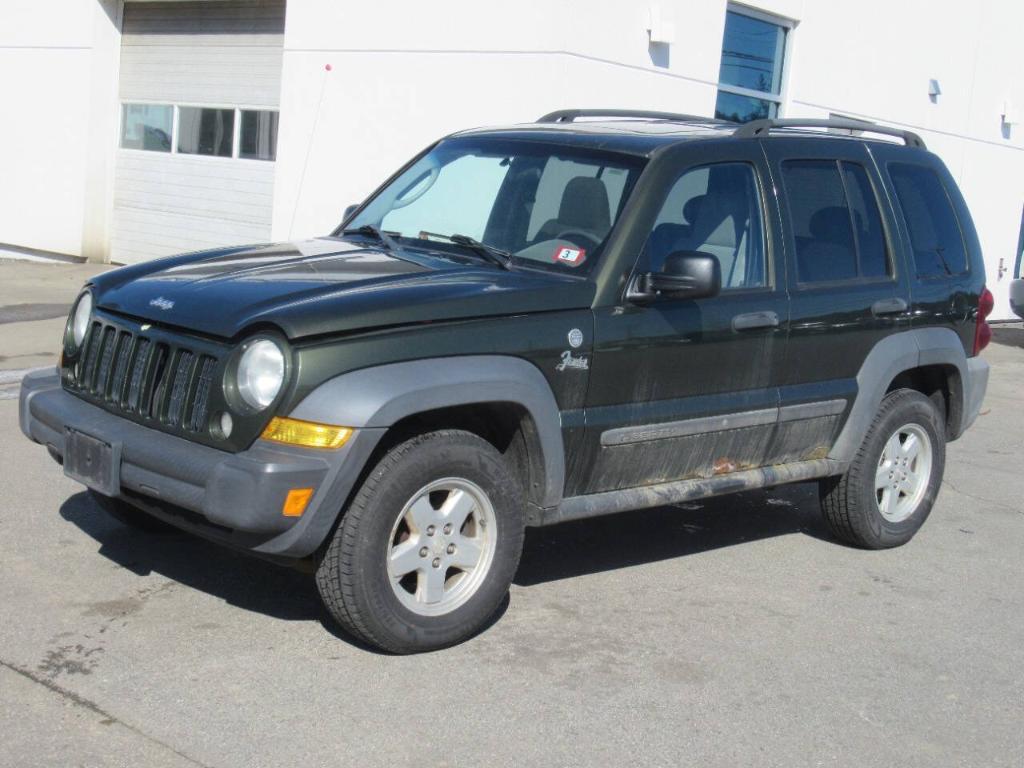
[{"x1": 568, "y1": 142, "x2": 789, "y2": 496}]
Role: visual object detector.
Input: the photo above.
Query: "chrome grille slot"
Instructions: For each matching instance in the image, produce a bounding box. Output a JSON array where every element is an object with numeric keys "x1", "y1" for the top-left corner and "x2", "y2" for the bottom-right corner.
[
  {"x1": 146, "y1": 344, "x2": 170, "y2": 419},
  {"x1": 167, "y1": 350, "x2": 194, "y2": 427},
  {"x1": 95, "y1": 326, "x2": 117, "y2": 395},
  {"x1": 189, "y1": 356, "x2": 217, "y2": 432},
  {"x1": 108, "y1": 331, "x2": 133, "y2": 403},
  {"x1": 127, "y1": 338, "x2": 151, "y2": 412}
]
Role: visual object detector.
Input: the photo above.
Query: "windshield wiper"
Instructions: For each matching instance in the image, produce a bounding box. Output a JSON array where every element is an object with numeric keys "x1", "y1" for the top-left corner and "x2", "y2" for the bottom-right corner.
[
  {"x1": 342, "y1": 224, "x2": 399, "y2": 252},
  {"x1": 447, "y1": 234, "x2": 513, "y2": 270}
]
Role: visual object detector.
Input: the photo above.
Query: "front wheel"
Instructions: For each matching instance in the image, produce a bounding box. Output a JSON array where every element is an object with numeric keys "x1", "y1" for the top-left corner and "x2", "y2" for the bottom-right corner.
[
  {"x1": 316, "y1": 430, "x2": 525, "y2": 653},
  {"x1": 820, "y1": 389, "x2": 946, "y2": 549}
]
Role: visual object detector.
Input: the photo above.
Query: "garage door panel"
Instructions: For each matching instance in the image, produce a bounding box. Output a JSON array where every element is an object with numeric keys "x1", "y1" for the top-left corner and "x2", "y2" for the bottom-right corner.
[
  {"x1": 120, "y1": 47, "x2": 283, "y2": 106},
  {"x1": 112, "y1": 1, "x2": 284, "y2": 264},
  {"x1": 113, "y1": 208, "x2": 271, "y2": 263},
  {"x1": 114, "y1": 152, "x2": 274, "y2": 223},
  {"x1": 121, "y1": 1, "x2": 284, "y2": 36}
]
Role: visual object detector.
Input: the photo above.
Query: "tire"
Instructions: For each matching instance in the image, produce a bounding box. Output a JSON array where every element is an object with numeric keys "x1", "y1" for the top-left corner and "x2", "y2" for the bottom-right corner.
[
  {"x1": 820, "y1": 388, "x2": 946, "y2": 549},
  {"x1": 316, "y1": 429, "x2": 525, "y2": 654},
  {"x1": 89, "y1": 490, "x2": 178, "y2": 534}
]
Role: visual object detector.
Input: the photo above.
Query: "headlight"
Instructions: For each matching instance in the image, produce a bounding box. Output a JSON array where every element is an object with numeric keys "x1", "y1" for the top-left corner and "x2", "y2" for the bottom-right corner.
[
  {"x1": 236, "y1": 339, "x2": 285, "y2": 410},
  {"x1": 68, "y1": 291, "x2": 93, "y2": 352}
]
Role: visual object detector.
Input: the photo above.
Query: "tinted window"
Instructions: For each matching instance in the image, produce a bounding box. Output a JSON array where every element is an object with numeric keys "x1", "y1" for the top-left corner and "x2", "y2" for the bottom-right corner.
[
  {"x1": 842, "y1": 162, "x2": 889, "y2": 278},
  {"x1": 177, "y1": 107, "x2": 234, "y2": 157},
  {"x1": 781, "y1": 160, "x2": 890, "y2": 284},
  {"x1": 782, "y1": 160, "x2": 857, "y2": 282},
  {"x1": 647, "y1": 162, "x2": 766, "y2": 290},
  {"x1": 889, "y1": 163, "x2": 968, "y2": 277}
]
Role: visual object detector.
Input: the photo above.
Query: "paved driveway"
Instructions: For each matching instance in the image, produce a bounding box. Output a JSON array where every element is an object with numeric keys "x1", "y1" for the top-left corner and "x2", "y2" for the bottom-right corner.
[{"x1": 1, "y1": 339, "x2": 1022, "y2": 767}]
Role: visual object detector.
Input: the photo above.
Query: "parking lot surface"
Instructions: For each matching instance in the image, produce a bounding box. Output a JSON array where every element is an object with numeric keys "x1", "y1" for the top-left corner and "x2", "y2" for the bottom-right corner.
[{"x1": 1, "y1": 335, "x2": 1022, "y2": 767}]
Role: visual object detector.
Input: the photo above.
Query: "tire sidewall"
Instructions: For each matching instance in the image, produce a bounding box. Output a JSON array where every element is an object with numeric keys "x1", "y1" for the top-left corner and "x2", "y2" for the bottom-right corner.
[
  {"x1": 340, "y1": 432, "x2": 524, "y2": 651},
  {"x1": 856, "y1": 391, "x2": 946, "y2": 547}
]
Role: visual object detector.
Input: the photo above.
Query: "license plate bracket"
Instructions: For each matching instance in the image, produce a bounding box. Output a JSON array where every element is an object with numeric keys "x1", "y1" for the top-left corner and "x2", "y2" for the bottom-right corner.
[{"x1": 64, "y1": 429, "x2": 121, "y2": 497}]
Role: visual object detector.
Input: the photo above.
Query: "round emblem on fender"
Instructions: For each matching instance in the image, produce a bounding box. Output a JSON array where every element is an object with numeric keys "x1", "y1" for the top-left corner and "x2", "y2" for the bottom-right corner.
[{"x1": 568, "y1": 328, "x2": 584, "y2": 348}]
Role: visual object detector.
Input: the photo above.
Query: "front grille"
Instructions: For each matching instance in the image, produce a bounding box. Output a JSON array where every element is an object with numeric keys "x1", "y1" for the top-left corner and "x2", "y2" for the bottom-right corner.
[{"x1": 71, "y1": 319, "x2": 218, "y2": 434}]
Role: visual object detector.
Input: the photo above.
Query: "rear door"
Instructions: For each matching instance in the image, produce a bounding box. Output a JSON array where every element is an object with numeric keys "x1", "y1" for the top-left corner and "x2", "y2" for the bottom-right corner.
[
  {"x1": 568, "y1": 140, "x2": 790, "y2": 496},
  {"x1": 761, "y1": 138, "x2": 913, "y2": 461}
]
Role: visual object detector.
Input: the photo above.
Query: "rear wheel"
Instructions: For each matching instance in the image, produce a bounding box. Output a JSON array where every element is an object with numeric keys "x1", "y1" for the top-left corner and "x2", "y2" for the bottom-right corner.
[
  {"x1": 316, "y1": 430, "x2": 525, "y2": 653},
  {"x1": 820, "y1": 389, "x2": 945, "y2": 549},
  {"x1": 89, "y1": 490, "x2": 177, "y2": 534}
]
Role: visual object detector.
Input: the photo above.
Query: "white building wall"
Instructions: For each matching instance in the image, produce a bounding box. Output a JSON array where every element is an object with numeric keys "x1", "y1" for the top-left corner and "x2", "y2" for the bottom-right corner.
[
  {"x1": 0, "y1": 0, "x2": 121, "y2": 259},
  {"x1": 272, "y1": 0, "x2": 1024, "y2": 318}
]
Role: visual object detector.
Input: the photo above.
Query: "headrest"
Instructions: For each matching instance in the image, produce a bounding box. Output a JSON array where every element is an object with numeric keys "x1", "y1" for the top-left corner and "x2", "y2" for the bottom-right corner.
[
  {"x1": 683, "y1": 195, "x2": 706, "y2": 226},
  {"x1": 809, "y1": 207, "x2": 852, "y2": 243},
  {"x1": 558, "y1": 177, "x2": 611, "y2": 232}
]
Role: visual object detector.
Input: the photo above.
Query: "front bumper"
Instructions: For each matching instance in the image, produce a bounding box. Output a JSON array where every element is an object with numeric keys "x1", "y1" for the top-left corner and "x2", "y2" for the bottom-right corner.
[{"x1": 20, "y1": 369, "x2": 382, "y2": 559}]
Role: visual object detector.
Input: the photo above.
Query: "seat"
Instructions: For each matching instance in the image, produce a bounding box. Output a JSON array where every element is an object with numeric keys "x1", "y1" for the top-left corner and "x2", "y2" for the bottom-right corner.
[
  {"x1": 685, "y1": 191, "x2": 750, "y2": 288},
  {"x1": 534, "y1": 177, "x2": 611, "y2": 243},
  {"x1": 648, "y1": 194, "x2": 706, "y2": 270},
  {"x1": 796, "y1": 206, "x2": 857, "y2": 282}
]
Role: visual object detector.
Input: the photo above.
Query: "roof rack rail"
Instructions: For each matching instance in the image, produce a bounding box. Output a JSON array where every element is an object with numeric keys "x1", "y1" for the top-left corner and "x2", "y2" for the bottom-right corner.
[
  {"x1": 537, "y1": 109, "x2": 724, "y2": 124},
  {"x1": 733, "y1": 118, "x2": 926, "y2": 149}
]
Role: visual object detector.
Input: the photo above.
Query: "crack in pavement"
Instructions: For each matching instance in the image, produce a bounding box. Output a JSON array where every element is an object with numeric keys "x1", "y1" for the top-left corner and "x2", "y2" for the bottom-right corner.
[{"x1": 0, "y1": 659, "x2": 215, "y2": 768}]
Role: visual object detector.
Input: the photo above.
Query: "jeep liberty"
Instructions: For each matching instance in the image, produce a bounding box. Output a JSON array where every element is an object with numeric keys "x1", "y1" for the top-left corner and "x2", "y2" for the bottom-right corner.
[{"x1": 21, "y1": 111, "x2": 992, "y2": 653}]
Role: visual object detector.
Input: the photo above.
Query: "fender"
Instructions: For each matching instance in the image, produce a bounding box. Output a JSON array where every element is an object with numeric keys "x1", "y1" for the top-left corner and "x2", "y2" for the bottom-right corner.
[
  {"x1": 829, "y1": 328, "x2": 983, "y2": 463},
  {"x1": 288, "y1": 355, "x2": 566, "y2": 508}
]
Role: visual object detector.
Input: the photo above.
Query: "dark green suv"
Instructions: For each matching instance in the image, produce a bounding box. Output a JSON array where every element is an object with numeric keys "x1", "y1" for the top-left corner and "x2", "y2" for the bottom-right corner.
[{"x1": 21, "y1": 111, "x2": 992, "y2": 653}]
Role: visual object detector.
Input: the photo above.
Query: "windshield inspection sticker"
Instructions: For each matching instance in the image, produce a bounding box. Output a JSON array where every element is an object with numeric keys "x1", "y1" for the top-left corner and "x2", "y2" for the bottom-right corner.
[{"x1": 553, "y1": 246, "x2": 586, "y2": 267}]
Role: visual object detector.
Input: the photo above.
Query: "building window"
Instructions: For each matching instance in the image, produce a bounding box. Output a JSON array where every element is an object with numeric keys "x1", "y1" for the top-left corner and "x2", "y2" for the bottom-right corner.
[
  {"x1": 120, "y1": 104, "x2": 278, "y2": 161},
  {"x1": 178, "y1": 107, "x2": 235, "y2": 157},
  {"x1": 120, "y1": 104, "x2": 173, "y2": 152},
  {"x1": 239, "y1": 110, "x2": 279, "y2": 161},
  {"x1": 715, "y1": 6, "x2": 790, "y2": 123}
]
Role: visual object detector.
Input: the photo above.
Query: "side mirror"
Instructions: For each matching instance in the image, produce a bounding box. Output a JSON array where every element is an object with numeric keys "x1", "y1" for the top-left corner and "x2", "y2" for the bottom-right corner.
[
  {"x1": 631, "y1": 251, "x2": 721, "y2": 301},
  {"x1": 342, "y1": 204, "x2": 359, "y2": 222}
]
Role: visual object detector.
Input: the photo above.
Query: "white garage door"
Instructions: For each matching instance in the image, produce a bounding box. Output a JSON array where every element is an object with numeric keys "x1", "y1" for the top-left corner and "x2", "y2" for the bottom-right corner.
[{"x1": 112, "y1": 0, "x2": 285, "y2": 264}]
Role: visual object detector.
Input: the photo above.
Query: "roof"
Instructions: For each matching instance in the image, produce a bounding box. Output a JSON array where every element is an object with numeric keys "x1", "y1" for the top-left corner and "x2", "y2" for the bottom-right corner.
[
  {"x1": 452, "y1": 112, "x2": 927, "y2": 156},
  {"x1": 455, "y1": 119, "x2": 736, "y2": 157}
]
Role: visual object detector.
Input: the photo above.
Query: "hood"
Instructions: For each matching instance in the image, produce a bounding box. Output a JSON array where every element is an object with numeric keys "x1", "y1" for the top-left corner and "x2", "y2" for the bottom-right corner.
[{"x1": 91, "y1": 238, "x2": 595, "y2": 340}]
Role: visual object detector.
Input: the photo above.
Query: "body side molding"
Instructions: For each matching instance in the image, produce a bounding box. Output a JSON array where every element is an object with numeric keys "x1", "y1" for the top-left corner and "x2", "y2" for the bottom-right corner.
[
  {"x1": 289, "y1": 355, "x2": 566, "y2": 507},
  {"x1": 546, "y1": 458, "x2": 845, "y2": 525}
]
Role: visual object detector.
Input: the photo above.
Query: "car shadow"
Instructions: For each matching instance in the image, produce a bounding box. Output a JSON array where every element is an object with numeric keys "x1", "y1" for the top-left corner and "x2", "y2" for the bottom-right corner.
[
  {"x1": 514, "y1": 482, "x2": 832, "y2": 586},
  {"x1": 60, "y1": 481, "x2": 833, "y2": 642}
]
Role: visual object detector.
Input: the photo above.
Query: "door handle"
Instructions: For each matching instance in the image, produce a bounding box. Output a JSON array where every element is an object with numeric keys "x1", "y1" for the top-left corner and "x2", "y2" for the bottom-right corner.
[
  {"x1": 871, "y1": 297, "x2": 909, "y2": 316},
  {"x1": 732, "y1": 311, "x2": 780, "y2": 331}
]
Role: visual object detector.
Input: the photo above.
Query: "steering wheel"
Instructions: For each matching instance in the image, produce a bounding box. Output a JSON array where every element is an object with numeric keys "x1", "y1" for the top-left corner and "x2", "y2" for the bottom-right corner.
[{"x1": 553, "y1": 229, "x2": 601, "y2": 250}]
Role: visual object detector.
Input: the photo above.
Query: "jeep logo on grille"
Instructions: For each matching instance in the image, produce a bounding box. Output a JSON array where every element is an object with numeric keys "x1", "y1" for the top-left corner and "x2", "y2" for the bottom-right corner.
[{"x1": 149, "y1": 297, "x2": 174, "y2": 311}]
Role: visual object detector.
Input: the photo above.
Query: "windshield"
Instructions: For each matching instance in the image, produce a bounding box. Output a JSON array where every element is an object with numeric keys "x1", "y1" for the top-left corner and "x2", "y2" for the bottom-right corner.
[{"x1": 344, "y1": 137, "x2": 645, "y2": 273}]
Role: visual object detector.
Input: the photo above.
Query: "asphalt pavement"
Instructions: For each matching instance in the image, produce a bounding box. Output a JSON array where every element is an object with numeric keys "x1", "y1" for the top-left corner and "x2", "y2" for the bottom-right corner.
[{"x1": 1, "y1": 261, "x2": 1022, "y2": 767}]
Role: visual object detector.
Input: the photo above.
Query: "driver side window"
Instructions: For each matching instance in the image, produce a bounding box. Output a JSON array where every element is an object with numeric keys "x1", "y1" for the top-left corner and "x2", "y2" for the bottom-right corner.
[{"x1": 647, "y1": 162, "x2": 767, "y2": 290}]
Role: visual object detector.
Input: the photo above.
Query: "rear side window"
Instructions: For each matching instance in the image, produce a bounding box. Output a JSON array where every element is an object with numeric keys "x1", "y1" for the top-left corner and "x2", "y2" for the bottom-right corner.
[
  {"x1": 781, "y1": 160, "x2": 890, "y2": 284},
  {"x1": 888, "y1": 163, "x2": 968, "y2": 277}
]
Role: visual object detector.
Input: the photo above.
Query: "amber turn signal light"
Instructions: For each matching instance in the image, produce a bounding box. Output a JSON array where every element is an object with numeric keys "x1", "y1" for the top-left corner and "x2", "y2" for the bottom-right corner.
[
  {"x1": 260, "y1": 417, "x2": 353, "y2": 449},
  {"x1": 282, "y1": 487, "x2": 314, "y2": 517}
]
